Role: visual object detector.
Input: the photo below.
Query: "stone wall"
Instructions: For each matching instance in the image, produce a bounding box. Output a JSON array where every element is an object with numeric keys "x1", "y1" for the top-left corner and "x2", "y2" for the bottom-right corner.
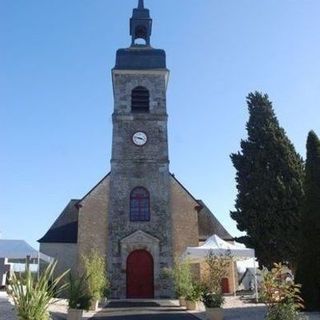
[
  {"x1": 109, "y1": 70, "x2": 173, "y2": 298},
  {"x1": 170, "y1": 176, "x2": 200, "y2": 257},
  {"x1": 77, "y1": 175, "x2": 109, "y2": 271},
  {"x1": 39, "y1": 242, "x2": 78, "y2": 276},
  {"x1": 200, "y1": 259, "x2": 238, "y2": 295}
]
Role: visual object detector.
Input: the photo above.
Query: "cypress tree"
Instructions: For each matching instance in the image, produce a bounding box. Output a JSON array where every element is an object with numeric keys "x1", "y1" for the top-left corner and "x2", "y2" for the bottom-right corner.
[
  {"x1": 230, "y1": 92, "x2": 304, "y2": 269},
  {"x1": 296, "y1": 131, "x2": 320, "y2": 310}
]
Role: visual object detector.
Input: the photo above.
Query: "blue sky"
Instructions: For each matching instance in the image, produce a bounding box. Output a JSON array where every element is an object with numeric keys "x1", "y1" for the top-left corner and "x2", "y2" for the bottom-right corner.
[{"x1": 1, "y1": 0, "x2": 320, "y2": 249}]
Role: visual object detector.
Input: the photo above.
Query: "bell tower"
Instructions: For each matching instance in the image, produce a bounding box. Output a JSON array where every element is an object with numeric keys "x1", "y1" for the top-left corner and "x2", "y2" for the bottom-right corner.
[
  {"x1": 130, "y1": 0, "x2": 152, "y2": 46},
  {"x1": 108, "y1": 1, "x2": 173, "y2": 298}
]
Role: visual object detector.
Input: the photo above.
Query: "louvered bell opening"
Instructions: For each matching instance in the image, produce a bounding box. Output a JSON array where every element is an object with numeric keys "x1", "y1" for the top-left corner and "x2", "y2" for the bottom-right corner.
[{"x1": 131, "y1": 86, "x2": 150, "y2": 112}]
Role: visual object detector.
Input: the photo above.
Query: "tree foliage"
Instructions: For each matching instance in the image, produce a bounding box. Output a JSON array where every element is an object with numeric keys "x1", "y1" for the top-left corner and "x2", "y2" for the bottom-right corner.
[
  {"x1": 230, "y1": 92, "x2": 304, "y2": 268},
  {"x1": 296, "y1": 130, "x2": 320, "y2": 310},
  {"x1": 202, "y1": 251, "x2": 230, "y2": 294},
  {"x1": 82, "y1": 249, "x2": 109, "y2": 301},
  {"x1": 262, "y1": 263, "x2": 304, "y2": 320},
  {"x1": 164, "y1": 258, "x2": 193, "y2": 298}
]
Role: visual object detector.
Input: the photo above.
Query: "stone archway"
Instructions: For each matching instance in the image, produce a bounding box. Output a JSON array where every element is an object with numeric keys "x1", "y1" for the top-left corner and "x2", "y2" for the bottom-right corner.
[{"x1": 120, "y1": 230, "x2": 160, "y2": 298}]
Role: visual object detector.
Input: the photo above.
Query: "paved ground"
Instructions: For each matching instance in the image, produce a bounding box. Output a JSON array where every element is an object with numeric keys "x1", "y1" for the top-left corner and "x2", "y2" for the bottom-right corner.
[
  {"x1": 0, "y1": 291, "x2": 16, "y2": 320},
  {"x1": 1, "y1": 291, "x2": 320, "y2": 320},
  {"x1": 89, "y1": 304, "x2": 198, "y2": 320}
]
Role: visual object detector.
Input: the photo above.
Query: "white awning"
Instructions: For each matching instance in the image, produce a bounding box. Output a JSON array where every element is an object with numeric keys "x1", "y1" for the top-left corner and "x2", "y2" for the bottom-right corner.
[
  {"x1": 0, "y1": 240, "x2": 53, "y2": 262},
  {"x1": 182, "y1": 234, "x2": 255, "y2": 263}
]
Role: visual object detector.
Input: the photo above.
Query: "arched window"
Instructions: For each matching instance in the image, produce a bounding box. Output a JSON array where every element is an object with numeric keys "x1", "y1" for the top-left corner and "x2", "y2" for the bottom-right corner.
[
  {"x1": 131, "y1": 86, "x2": 150, "y2": 112},
  {"x1": 134, "y1": 26, "x2": 148, "y2": 45},
  {"x1": 130, "y1": 187, "x2": 150, "y2": 221}
]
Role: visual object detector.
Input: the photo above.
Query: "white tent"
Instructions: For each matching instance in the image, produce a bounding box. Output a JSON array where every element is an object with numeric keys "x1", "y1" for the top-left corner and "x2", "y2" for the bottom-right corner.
[
  {"x1": 0, "y1": 240, "x2": 53, "y2": 281},
  {"x1": 182, "y1": 234, "x2": 258, "y2": 300},
  {"x1": 0, "y1": 240, "x2": 52, "y2": 263}
]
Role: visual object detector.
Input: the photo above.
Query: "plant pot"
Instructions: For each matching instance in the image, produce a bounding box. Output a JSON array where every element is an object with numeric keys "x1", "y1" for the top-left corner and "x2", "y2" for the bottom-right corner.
[
  {"x1": 205, "y1": 306, "x2": 223, "y2": 320},
  {"x1": 67, "y1": 308, "x2": 83, "y2": 320},
  {"x1": 179, "y1": 297, "x2": 186, "y2": 307},
  {"x1": 186, "y1": 300, "x2": 197, "y2": 310},
  {"x1": 89, "y1": 299, "x2": 99, "y2": 311}
]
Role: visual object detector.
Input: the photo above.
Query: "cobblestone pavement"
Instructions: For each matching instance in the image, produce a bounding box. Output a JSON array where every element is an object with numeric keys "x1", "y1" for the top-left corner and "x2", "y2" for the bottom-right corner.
[
  {"x1": 0, "y1": 291, "x2": 16, "y2": 320},
  {"x1": 1, "y1": 293, "x2": 320, "y2": 320}
]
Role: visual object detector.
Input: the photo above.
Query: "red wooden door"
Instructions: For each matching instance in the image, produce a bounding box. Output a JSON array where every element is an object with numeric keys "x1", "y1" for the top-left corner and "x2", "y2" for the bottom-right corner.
[
  {"x1": 221, "y1": 277, "x2": 230, "y2": 294},
  {"x1": 127, "y1": 250, "x2": 154, "y2": 298}
]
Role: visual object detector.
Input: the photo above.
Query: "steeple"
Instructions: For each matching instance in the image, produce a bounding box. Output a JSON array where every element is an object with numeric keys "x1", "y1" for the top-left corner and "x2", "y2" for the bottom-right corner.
[
  {"x1": 114, "y1": 1, "x2": 166, "y2": 70},
  {"x1": 138, "y1": 0, "x2": 144, "y2": 9},
  {"x1": 130, "y1": 0, "x2": 152, "y2": 46}
]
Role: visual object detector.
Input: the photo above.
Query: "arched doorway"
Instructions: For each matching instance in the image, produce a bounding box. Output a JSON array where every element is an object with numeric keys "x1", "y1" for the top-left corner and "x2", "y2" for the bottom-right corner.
[
  {"x1": 127, "y1": 249, "x2": 154, "y2": 298},
  {"x1": 221, "y1": 277, "x2": 230, "y2": 294}
]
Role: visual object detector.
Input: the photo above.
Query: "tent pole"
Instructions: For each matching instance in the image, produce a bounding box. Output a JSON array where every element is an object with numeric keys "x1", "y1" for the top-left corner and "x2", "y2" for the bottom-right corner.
[
  {"x1": 231, "y1": 260, "x2": 236, "y2": 296},
  {"x1": 253, "y1": 257, "x2": 258, "y2": 302},
  {"x1": 37, "y1": 252, "x2": 40, "y2": 280}
]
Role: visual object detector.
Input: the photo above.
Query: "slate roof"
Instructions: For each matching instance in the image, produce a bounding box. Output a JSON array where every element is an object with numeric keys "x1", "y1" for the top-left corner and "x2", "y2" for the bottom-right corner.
[
  {"x1": 197, "y1": 200, "x2": 233, "y2": 241},
  {"x1": 38, "y1": 199, "x2": 79, "y2": 243},
  {"x1": 115, "y1": 47, "x2": 167, "y2": 70}
]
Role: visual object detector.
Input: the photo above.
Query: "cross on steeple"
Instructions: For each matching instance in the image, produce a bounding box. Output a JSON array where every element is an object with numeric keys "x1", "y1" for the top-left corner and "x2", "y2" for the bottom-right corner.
[
  {"x1": 138, "y1": 0, "x2": 144, "y2": 9},
  {"x1": 130, "y1": 0, "x2": 152, "y2": 46}
]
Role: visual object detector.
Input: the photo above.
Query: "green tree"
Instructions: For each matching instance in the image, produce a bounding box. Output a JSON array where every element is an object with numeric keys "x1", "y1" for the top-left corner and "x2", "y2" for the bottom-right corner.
[
  {"x1": 230, "y1": 92, "x2": 304, "y2": 269},
  {"x1": 296, "y1": 130, "x2": 320, "y2": 310}
]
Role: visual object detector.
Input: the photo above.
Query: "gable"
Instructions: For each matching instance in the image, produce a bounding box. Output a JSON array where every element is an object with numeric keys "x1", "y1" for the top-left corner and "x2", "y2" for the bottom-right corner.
[
  {"x1": 38, "y1": 199, "x2": 79, "y2": 243},
  {"x1": 78, "y1": 173, "x2": 110, "y2": 206},
  {"x1": 170, "y1": 174, "x2": 232, "y2": 241},
  {"x1": 38, "y1": 174, "x2": 110, "y2": 244}
]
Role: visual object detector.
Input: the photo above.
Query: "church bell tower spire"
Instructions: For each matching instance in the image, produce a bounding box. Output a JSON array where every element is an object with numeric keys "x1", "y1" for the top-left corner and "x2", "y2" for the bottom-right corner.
[
  {"x1": 138, "y1": 0, "x2": 144, "y2": 9},
  {"x1": 130, "y1": 0, "x2": 152, "y2": 46}
]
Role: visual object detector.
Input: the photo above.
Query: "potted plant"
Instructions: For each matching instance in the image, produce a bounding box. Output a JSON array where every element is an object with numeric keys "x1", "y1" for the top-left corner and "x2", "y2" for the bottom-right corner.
[
  {"x1": 200, "y1": 251, "x2": 230, "y2": 319},
  {"x1": 163, "y1": 259, "x2": 193, "y2": 307},
  {"x1": 67, "y1": 274, "x2": 91, "y2": 320},
  {"x1": 82, "y1": 250, "x2": 109, "y2": 311},
  {"x1": 185, "y1": 283, "x2": 203, "y2": 310},
  {"x1": 8, "y1": 261, "x2": 68, "y2": 320},
  {"x1": 201, "y1": 290, "x2": 224, "y2": 320},
  {"x1": 174, "y1": 260, "x2": 193, "y2": 307}
]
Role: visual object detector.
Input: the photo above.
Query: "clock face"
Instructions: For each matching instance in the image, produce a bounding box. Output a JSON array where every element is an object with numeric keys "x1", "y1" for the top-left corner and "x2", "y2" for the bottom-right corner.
[{"x1": 132, "y1": 131, "x2": 147, "y2": 146}]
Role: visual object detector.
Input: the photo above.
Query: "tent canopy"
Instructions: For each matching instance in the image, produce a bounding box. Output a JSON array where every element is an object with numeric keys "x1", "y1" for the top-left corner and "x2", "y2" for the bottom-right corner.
[
  {"x1": 0, "y1": 240, "x2": 52, "y2": 263},
  {"x1": 182, "y1": 234, "x2": 255, "y2": 263}
]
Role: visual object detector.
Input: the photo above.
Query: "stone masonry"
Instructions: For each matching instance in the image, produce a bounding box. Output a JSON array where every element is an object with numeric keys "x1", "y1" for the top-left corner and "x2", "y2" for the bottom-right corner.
[
  {"x1": 77, "y1": 175, "x2": 110, "y2": 270},
  {"x1": 108, "y1": 70, "x2": 174, "y2": 298}
]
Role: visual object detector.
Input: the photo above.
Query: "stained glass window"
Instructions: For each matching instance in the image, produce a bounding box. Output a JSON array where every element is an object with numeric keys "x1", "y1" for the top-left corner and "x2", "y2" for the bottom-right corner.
[{"x1": 130, "y1": 187, "x2": 150, "y2": 221}]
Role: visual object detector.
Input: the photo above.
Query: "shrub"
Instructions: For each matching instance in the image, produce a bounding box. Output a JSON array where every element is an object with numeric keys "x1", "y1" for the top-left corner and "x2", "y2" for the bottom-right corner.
[
  {"x1": 202, "y1": 251, "x2": 230, "y2": 293},
  {"x1": 8, "y1": 261, "x2": 68, "y2": 320},
  {"x1": 82, "y1": 250, "x2": 108, "y2": 302},
  {"x1": 67, "y1": 273, "x2": 91, "y2": 311},
  {"x1": 266, "y1": 304, "x2": 301, "y2": 320},
  {"x1": 201, "y1": 291, "x2": 224, "y2": 308},
  {"x1": 185, "y1": 283, "x2": 203, "y2": 302},
  {"x1": 164, "y1": 258, "x2": 193, "y2": 298},
  {"x1": 261, "y1": 263, "x2": 305, "y2": 320}
]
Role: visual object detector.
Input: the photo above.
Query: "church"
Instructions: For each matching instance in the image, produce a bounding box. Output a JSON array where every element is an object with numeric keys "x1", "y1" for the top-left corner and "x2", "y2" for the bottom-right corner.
[{"x1": 39, "y1": 0, "x2": 233, "y2": 299}]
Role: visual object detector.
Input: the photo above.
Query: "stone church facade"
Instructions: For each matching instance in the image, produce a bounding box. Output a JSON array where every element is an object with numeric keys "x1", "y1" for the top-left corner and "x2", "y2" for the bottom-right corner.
[{"x1": 39, "y1": 1, "x2": 233, "y2": 299}]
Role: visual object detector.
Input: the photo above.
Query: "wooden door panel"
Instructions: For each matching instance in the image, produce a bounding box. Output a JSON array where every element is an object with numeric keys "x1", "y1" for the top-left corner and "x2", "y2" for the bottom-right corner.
[{"x1": 127, "y1": 250, "x2": 154, "y2": 298}]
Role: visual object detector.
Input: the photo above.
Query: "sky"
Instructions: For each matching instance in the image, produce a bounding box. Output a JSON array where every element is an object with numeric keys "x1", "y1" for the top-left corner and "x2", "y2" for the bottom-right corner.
[{"x1": 1, "y1": 0, "x2": 320, "y2": 249}]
